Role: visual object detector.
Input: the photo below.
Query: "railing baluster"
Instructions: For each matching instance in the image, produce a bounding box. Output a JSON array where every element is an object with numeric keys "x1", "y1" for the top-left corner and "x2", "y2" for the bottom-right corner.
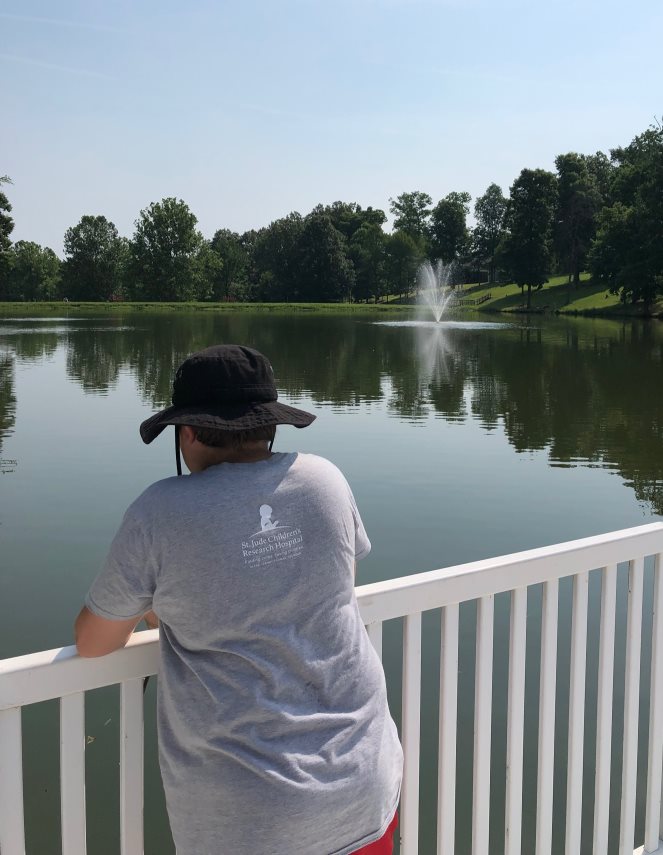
[
  {"x1": 437, "y1": 603, "x2": 459, "y2": 855},
  {"x1": 565, "y1": 572, "x2": 589, "y2": 855},
  {"x1": 120, "y1": 679, "x2": 144, "y2": 855},
  {"x1": 0, "y1": 707, "x2": 26, "y2": 855},
  {"x1": 619, "y1": 557, "x2": 644, "y2": 855},
  {"x1": 536, "y1": 579, "x2": 559, "y2": 855},
  {"x1": 401, "y1": 612, "x2": 422, "y2": 855},
  {"x1": 651, "y1": 554, "x2": 663, "y2": 850},
  {"x1": 473, "y1": 595, "x2": 494, "y2": 855},
  {"x1": 505, "y1": 587, "x2": 527, "y2": 855},
  {"x1": 593, "y1": 564, "x2": 617, "y2": 855},
  {"x1": 60, "y1": 691, "x2": 87, "y2": 855},
  {"x1": 366, "y1": 622, "x2": 383, "y2": 661}
]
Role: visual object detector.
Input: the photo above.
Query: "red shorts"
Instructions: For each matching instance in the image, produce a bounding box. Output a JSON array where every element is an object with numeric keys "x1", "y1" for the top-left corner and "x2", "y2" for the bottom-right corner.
[{"x1": 352, "y1": 812, "x2": 398, "y2": 854}]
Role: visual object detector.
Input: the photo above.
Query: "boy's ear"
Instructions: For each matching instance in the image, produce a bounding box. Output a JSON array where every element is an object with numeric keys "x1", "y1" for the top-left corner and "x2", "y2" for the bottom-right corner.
[{"x1": 180, "y1": 425, "x2": 197, "y2": 445}]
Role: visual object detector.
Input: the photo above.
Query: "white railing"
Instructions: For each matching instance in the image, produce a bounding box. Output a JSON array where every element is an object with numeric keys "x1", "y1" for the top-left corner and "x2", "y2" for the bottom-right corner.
[{"x1": 2, "y1": 522, "x2": 663, "y2": 855}]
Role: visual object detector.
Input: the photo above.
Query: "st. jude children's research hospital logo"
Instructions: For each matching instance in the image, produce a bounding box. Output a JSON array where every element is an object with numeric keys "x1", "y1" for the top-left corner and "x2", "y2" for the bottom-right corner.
[{"x1": 241, "y1": 504, "x2": 304, "y2": 567}]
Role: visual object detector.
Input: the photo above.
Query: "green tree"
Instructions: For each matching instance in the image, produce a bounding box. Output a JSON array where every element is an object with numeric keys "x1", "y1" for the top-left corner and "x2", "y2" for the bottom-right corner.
[
  {"x1": 350, "y1": 222, "x2": 387, "y2": 302},
  {"x1": 311, "y1": 202, "x2": 386, "y2": 243},
  {"x1": 588, "y1": 125, "x2": 663, "y2": 311},
  {"x1": 0, "y1": 176, "x2": 15, "y2": 300},
  {"x1": 197, "y1": 242, "x2": 222, "y2": 302},
  {"x1": 554, "y1": 153, "x2": 602, "y2": 291},
  {"x1": 63, "y1": 215, "x2": 129, "y2": 301},
  {"x1": 237, "y1": 229, "x2": 260, "y2": 301},
  {"x1": 389, "y1": 191, "x2": 432, "y2": 251},
  {"x1": 7, "y1": 241, "x2": 61, "y2": 300},
  {"x1": 209, "y1": 229, "x2": 246, "y2": 301},
  {"x1": 430, "y1": 191, "x2": 471, "y2": 264},
  {"x1": 252, "y1": 213, "x2": 305, "y2": 301},
  {"x1": 386, "y1": 230, "x2": 421, "y2": 300},
  {"x1": 581, "y1": 151, "x2": 614, "y2": 204},
  {"x1": 130, "y1": 198, "x2": 207, "y2": 301},
  {"x1": 498, "y1": 169, "x2": 558, "y2": 309},
  {"x1": 472, "y1": 183, "x2": 507, "y2": 284},
  {"x1": 296, "y1": 214, "x2": 355, "y2": 302}
]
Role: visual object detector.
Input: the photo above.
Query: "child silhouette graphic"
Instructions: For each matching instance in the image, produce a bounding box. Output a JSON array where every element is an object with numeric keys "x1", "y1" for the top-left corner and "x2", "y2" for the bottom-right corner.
[{"x1": 260, "y1": 504, "x2": 279, "y2": 531}]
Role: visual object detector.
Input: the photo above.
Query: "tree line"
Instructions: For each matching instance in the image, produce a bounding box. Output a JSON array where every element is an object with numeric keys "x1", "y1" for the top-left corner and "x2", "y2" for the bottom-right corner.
[{"x1": 0, "y1": 120, "x2": 661, "y2": 309}]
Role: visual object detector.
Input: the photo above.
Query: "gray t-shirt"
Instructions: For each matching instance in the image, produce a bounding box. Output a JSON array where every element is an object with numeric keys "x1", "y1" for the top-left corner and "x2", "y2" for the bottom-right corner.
[{"x1": 86, "y1": 452, "x2": 403, "y2": 855}]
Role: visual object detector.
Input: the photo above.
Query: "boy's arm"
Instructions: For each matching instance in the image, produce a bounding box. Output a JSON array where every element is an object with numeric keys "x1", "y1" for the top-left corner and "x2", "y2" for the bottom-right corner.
[{"x1": 75, "y1": 606, "x2": 157, "y2": 658}]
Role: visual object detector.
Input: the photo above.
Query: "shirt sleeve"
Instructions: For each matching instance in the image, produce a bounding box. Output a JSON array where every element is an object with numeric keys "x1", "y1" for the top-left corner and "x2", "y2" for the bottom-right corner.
[
  {"x1": 85, "y1": 510, "x2": 158, "y2": 621},
  {"x1": 348, "y1": 486, "x2": 371, "y2": 561}
]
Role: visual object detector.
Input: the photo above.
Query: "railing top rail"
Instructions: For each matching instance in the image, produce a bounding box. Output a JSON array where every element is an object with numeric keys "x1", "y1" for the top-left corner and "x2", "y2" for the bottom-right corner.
[
  {"x1": 2, "y1": 523, "x2": 662, "y2": 710},
  {"x1": 0, "y1": 629, "x2": 160, "y2": 711},
  {"x1": 357, "y1": 522, "x2": 663, "y2": 624}
]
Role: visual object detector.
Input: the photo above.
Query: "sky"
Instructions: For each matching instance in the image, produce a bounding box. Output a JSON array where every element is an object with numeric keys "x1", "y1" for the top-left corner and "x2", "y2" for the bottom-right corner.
[{"x1": 2, "y1": 0, "x2": 662, "y2": 254}]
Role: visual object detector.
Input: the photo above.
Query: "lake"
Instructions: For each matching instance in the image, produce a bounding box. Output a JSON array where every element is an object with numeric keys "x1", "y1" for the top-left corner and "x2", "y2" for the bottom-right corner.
[{"x1": 1, "y1": 309, "x2": 662, "y2": 854}]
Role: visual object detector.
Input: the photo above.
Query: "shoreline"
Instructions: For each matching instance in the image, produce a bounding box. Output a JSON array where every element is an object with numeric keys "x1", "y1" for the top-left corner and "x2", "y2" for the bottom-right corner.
[
  {"x1": 0, "y1": 300, "x2": 661, "y2": 321},
  {"x1": 482, "y1": 305, "x2": 663, "y2": 320}
]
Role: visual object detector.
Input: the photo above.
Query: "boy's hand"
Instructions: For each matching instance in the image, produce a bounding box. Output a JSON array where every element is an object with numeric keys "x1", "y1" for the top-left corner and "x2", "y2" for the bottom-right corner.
[{"x1": 143, "y1": 610, "x2": 159, "y2": 630}]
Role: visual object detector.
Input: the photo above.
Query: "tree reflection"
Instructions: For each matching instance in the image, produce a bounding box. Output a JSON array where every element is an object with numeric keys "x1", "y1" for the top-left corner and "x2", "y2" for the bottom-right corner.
[
  {"x1": 0, "y1": 354, "x2": 16, "y2": 458},
  {"x1": 1, "y1": 312, "x2": 662, "y2": 514},
  {"x1": 8, "y1": 331, "x2": 58, "y2": 363},
  {"x1": 65, "y1": 328, "x2": 124, "y2": 393},
  {"x1": 464, "y1": 319, "x2": 663, "y2": 513}
]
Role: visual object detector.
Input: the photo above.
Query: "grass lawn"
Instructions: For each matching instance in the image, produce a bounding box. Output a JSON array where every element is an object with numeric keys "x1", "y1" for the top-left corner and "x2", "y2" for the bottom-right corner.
[
  {"x1": 1, "y1": 278, "x2": 661, "y2": 319},
  {"x1": 0, "y1": 300, "x2": 418, "y2": 317},
  {"x1": 463, "y1": 274, "x2": 663, "y2": 318}
]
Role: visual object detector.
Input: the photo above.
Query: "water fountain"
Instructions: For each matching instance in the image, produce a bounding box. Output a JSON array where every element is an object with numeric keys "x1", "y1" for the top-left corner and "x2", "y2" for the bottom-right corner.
[
  {"x1": 374, "y1": 258, "x2": 508, "y2": 330},
  {"x1": 417, "y1": 259, "x2": 458, "y2": 322}
]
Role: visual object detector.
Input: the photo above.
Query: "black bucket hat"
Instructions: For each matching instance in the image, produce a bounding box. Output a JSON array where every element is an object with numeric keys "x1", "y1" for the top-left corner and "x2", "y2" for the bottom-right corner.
[{"x1": 140, "y1": 345, "x2": 315, "y2": 472}]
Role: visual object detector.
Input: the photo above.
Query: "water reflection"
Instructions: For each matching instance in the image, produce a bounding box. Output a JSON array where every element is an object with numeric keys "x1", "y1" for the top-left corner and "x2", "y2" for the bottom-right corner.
[
  {"x1": 0, "y1": 353, "x2": 16, "y2": 458},
  {"x1": 6, "y1": 331, "x2": 58, "y2": 364},
  {"x1": 1, "y1": 313, "x2": 663, "y2": 513}
]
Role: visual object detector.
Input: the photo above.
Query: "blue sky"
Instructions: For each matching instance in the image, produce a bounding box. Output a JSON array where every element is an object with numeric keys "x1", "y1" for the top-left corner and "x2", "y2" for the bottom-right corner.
[{"x1": 2, "y1": 0, "x2": 662, "y2": 253}]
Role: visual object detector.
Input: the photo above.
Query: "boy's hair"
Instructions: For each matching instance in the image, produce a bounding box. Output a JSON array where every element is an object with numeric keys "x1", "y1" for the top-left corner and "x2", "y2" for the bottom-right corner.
[{"x1": 192, "y1": 424, "x2": 276, "y2": 449}]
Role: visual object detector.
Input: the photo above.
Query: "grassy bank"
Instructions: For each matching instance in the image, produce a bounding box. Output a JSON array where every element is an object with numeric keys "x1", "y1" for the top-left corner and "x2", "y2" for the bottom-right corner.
[
  {"x1": 1, "y1": 278, "x2": 661, "y2": 319},
  {"x1": 463, "y1": 274, "x2": 663, "y2": 318},
  {"x1": 0, "y1": 301, "x2": 418, "y2": 317}
]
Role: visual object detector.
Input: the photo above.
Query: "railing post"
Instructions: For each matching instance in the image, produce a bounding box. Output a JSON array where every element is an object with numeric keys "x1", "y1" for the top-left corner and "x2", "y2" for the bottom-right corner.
[
  {"x1": 366, "y1": 622, "x2": 383, "y2": 661},
  {"x1": 620, "y1": 558, "x2": 644, "y2": 855},
  {"x1": 120, "y1": 678, "x2": 145, "y2": 855},
  {"x1": 648, "y1": 553, "x2": 663, "y2": 851},
  {"x1": 473, "y1": 595, "x2": 494, "y2": 855},
  {"x1": 437, "y1": 603, "x2": 459, "y2": 855},
  {"x1": 565, "y1": 571, "x2": 589, "y2": 855},
  {"x1": 401, "y1": 612, "x2": 422, "y2": 855},
  {"x1": 593, "y1": 565, "x2": 617, "y2": 855},
  {"x1": 60, "y1": 692, "x2": 87, "y2": 855},
  {"x1": 0, "y1": 707, "x2": 26, "y2": 855},
  {"x1": 505, "y1": 587, "x2": 527, "y2": 855},
  {"x1": 536, "y1": 579, "x2": 559, "y2": 855}
]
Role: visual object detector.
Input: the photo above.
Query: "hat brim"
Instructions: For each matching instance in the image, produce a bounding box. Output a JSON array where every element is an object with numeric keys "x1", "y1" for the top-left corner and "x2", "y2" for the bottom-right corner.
[{"x1": 140, "y1": 401, "x2": 316, "y2": 444}]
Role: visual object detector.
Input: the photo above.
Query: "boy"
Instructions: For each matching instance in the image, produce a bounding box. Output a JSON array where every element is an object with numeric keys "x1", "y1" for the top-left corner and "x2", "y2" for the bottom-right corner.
[{"x1": 75, "y1": 344, "x2": 402, "y2": 854}]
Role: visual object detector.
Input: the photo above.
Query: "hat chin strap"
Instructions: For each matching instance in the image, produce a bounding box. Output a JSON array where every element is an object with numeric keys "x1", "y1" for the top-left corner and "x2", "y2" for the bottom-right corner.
[{"x1": 175, "y1": 426, "x2": 182, "y2": 476}]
